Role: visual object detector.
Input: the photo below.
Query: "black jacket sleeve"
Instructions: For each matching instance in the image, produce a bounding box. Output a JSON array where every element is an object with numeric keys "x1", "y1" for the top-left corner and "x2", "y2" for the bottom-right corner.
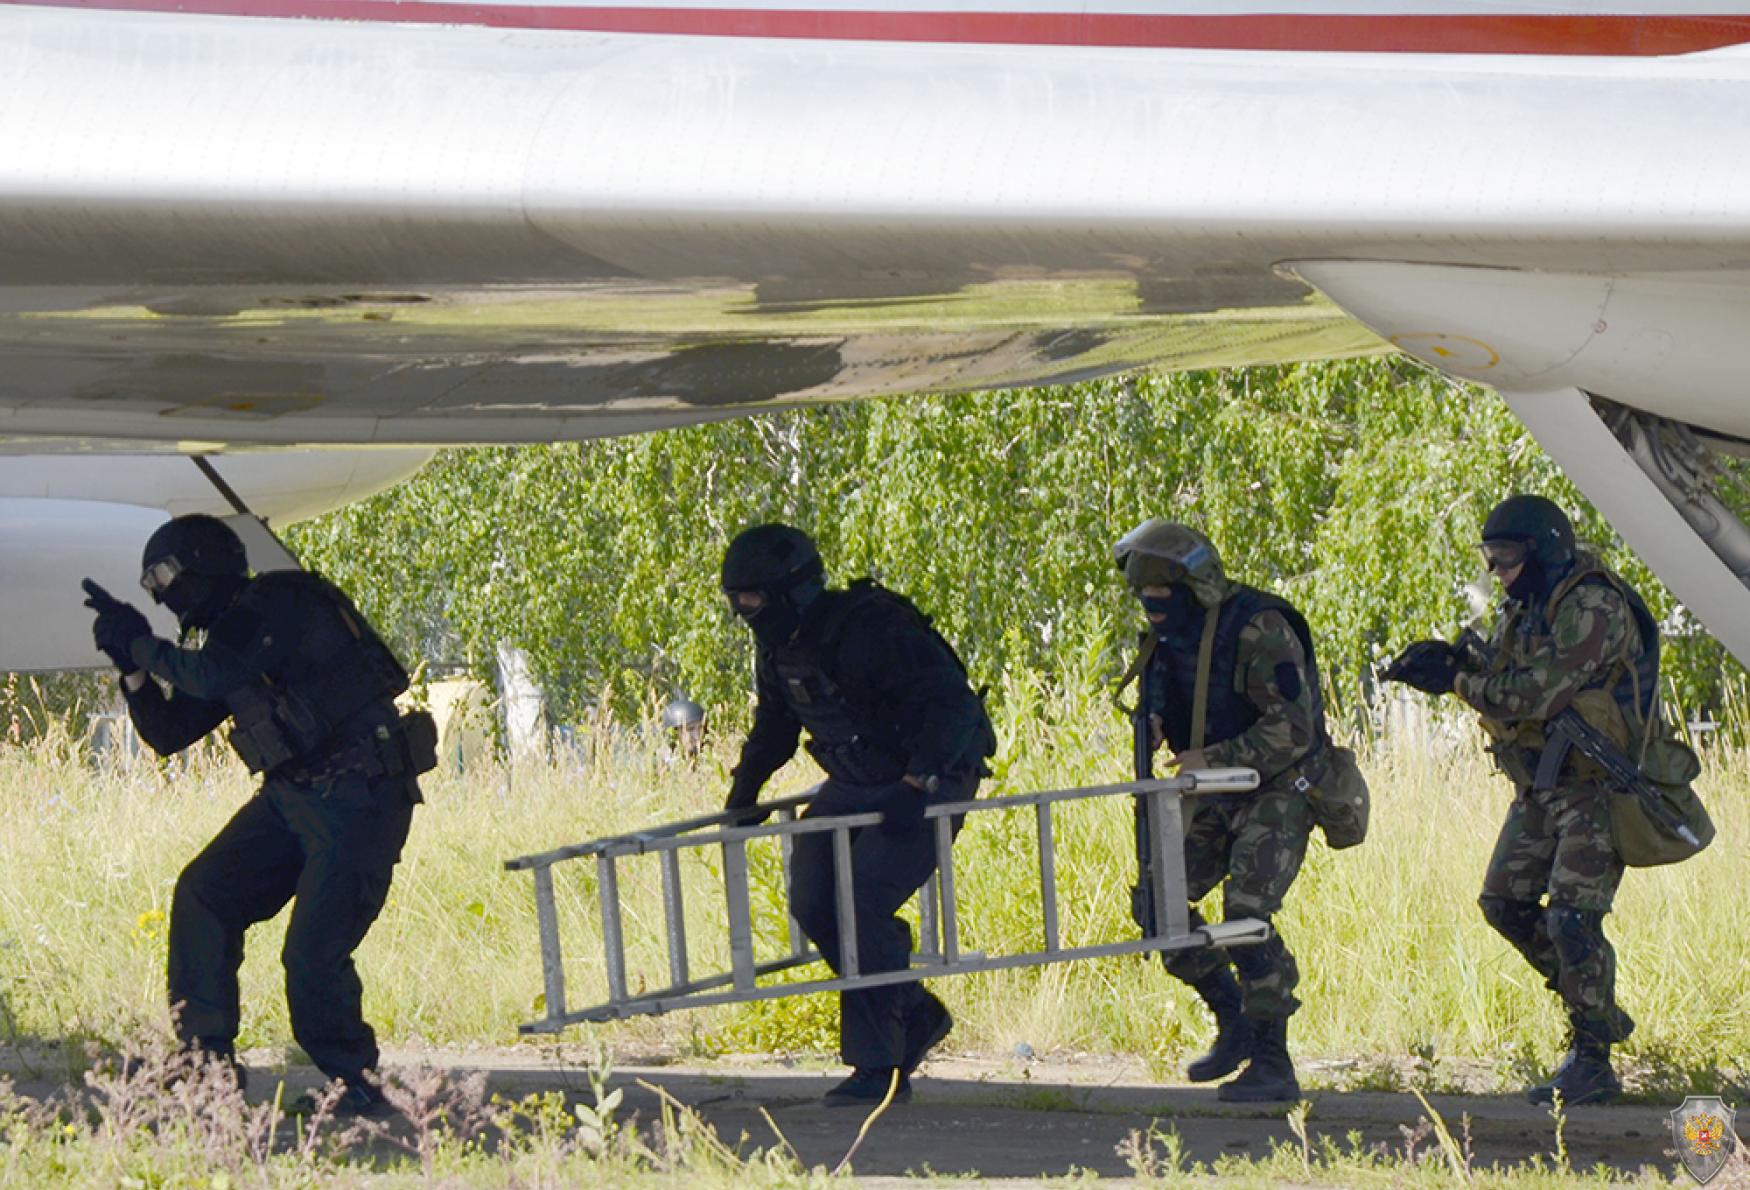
[
  {"x1": 122, "y1": 678, "x2": 229, "y2": 756},
  {"x1": 125, "y1": 582, "x2": 293, "y2": 703},
  {"x1": 836, "y1": 605, "x2": 987, "y2": 778},
  {"x1": 728, "y1": 654, "x2": 802, "y2": 805}
]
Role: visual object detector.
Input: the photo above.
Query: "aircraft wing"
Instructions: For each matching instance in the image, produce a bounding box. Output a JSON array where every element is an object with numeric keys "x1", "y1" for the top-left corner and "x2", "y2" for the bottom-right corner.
[
  {"x1": 8, "y1": 2, "x2": 1750, "y2": 666},
  {"x1": 0, "y1": 450, "x2": 433, "y2": 671}
]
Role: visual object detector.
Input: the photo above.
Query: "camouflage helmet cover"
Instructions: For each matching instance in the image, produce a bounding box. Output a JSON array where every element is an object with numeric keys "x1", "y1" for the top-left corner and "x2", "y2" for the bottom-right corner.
[{"x1": 1113, "y1": 519, "x2": 1229, "y2": 608}]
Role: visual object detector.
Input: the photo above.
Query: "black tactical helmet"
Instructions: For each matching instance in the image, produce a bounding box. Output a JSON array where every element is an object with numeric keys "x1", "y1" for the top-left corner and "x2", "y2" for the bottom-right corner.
[
  {"x1": 661, "y1": 697, "x2": 705, "y2": 730},
  {"x1": 1481, "y1": 495, "x2": 1575, "y2": 569},
  {"x1": 721, "y1": 523, "x2": 825, "y2": 595},
  {"x1": 140, "y1": 514, "x2": 247, "y2": 593}
]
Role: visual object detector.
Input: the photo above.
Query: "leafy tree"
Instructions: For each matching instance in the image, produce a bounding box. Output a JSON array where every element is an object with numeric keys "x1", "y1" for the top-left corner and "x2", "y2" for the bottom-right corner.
[{"x1": 289, "y1": 360, "x2": 1747, "y2": 731}]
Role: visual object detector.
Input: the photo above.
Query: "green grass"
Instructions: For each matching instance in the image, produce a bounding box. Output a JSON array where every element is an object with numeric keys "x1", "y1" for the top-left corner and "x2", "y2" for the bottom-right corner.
[
  {"x1": 3, "y1": 693, "x2": 1744, "y2": 1185},
  {"x1": 2, "y1": 693, "x2": 1745, "y2": 1101}
]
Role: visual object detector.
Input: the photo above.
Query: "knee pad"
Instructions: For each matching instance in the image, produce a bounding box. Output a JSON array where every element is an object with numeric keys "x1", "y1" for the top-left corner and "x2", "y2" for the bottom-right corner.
[
  {"x1": 1545, "y1": 903, "x2": 1606, "y2": 969},
  {"x1": 1478, "y1": 894, "x2": 1542, "y2": 946},
  {"x1": 1229, "y1": 926, "x2": 1284, "y2": 983}
]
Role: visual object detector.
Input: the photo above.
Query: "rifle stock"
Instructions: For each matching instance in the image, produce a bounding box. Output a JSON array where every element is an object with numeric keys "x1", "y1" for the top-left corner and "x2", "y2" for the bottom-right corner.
[{"x1": 1540, "y1": 712, "x2": 1701, "y2": 847}]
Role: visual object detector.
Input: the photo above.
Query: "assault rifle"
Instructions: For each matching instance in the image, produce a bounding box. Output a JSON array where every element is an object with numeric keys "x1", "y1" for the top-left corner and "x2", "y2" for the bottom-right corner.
[
  {"x1": 1129, "y1": 631, "x2": 1158, "y2": 934},
  {"x1": 1453, "y1": 629, "x2": 1701, "y2": 848}
]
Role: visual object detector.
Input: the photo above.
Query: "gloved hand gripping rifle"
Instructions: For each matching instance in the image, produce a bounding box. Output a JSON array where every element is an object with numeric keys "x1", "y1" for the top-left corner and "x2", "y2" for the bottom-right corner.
[{"x1": 1452, "y1": 628, "x2": 1701, "y2": 848}]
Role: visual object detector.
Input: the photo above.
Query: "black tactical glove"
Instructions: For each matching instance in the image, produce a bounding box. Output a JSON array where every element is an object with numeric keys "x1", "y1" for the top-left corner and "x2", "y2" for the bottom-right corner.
[
  {"x1": 723, "y1": 780, "x2": 773, "y2": 826},
  {"x1": 82, "y1": 579, "x2": 152, "y2": 672},
  {"x1": 872, "y1": 780, "x2": 927, "y2": 835},
  {"x1": 1382, "y1": 640, "x2": 1460, "y2": 696}
]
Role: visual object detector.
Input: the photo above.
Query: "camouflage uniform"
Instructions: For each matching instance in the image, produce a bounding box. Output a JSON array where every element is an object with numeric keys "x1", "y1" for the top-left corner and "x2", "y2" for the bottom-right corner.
[
  {"x1": 1454, "y1": 557, "x2": 1641, "y2": 1036},
  {"x1": 1155, "y1": 607, "x2": 1321, "y2": 1020}
]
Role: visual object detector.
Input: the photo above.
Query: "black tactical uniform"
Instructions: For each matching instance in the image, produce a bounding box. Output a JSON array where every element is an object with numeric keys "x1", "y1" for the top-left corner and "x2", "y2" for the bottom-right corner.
[
  {"x1": 722, "y1": 524, "x2": 994, "y2": 1107},
  {"x1": 87, "y1": 515, "x2": 429, "y2": 1109}
]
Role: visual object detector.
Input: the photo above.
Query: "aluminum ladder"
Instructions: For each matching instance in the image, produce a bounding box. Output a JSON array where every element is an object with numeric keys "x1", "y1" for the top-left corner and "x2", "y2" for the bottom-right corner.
[{"x1": 504, "y1": 770, "x2": 1270, "y2": 1034}]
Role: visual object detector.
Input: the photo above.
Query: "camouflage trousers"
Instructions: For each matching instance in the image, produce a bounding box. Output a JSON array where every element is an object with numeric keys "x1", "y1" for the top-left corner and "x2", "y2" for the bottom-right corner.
[
  {"x1": 1479, "y1": 782, "x2": 1627, "y2": 1032},
  {"x1": 1161, "y1": 786, "x2": 1312, "y2": 1020}
]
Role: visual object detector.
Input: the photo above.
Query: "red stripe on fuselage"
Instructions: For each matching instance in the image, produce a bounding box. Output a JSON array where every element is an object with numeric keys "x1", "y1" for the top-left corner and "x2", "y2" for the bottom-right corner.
[{"x1": 7, "y1": 0, "x2": 1750, "y2": 55}]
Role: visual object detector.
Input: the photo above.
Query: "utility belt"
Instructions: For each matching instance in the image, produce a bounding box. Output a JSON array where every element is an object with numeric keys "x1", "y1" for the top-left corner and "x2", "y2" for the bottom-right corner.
[
  {"x1": 284, "y1": 710, "x2": 439, "y2": 789},
  {"x1": 1482, "y1": 710, "x2": 1599, "y2": 790},
  {"x1": 804, "y1": 736, "x2": 907, "y2": 787},
  {"x1": 228, "y1": 670, "x2": 434, "y2": 778}
]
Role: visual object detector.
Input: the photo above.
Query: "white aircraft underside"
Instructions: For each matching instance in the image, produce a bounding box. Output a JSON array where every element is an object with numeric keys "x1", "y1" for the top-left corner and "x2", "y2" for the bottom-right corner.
[{"x1": 8, "y1": 0, "x2": 1750, "y2": 671}]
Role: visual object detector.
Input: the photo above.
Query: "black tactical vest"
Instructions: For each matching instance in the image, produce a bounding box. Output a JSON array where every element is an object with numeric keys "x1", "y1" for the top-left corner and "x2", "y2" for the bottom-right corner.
[
  {"x1": 1152, "y1": 585, "x2": 1326, "y2": 776},
  {"x1": 766, "y1": 582, "x2": 992, "y2": 785},
  {"x1": 222, "y1": 571, "x2": 409, "y2": 771}
]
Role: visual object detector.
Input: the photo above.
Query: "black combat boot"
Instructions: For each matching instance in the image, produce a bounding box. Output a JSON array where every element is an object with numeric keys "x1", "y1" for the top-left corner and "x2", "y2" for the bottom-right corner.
[
  {"x1": 1528, "y1": 1017, "x2": 1620, "y2": 1106},
  {"x1": 822, "y1": 1067, "x2": 911, "y2": 1108},
  {"x1": 900, "y1": 991, "x2": 953, "y2": 1080},
  {"x1": 1218, "y1": 1016, "x2": 1299, "y2": 1103},
  {"x1": 1539, "y1": 1006, "x2": 1634, "y2": 1092},
  {"x1": 1185, "y1": 969, "x2": 1254, "y2": 1084}
]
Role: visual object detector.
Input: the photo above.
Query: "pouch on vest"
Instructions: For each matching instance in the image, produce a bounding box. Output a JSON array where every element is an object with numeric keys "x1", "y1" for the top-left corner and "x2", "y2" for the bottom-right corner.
[
  {"x1": 400, "y1": 710, "x2": 440, "y2": 778},
  {"x1": 1301, "y1": 744, "x2": 1370, "y2": 850},
  {"x1": 1566, "y1": 675, "x2": 1713, "y2": 865},
  {"x1": 226, "y1": 680, "x2": 325, "y2": 776},
  {"x1": 1608, "y1": 733, "x2": 1713, "y2": 866}
]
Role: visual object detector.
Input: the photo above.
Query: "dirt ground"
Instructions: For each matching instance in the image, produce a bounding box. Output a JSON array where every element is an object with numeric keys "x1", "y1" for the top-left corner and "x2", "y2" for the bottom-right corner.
[{"x1": 9, "y1": 1045, "x2": 1674, "y2": 1181}]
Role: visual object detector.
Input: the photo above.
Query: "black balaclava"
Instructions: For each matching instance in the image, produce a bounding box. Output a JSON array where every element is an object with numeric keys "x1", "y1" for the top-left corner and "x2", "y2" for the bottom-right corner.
[
  {"x1": 723, "y1": 524, "x2": 828, "y2": 651},
  {"x1": 1145, "y1": 585, "x2": 1206, "y2": 646},
  {"x1": 1504, "y1": 555, "x2": 1546, "y2": 605},
  {"x1": 745, "y1": 577, "x2": 824, "y2": 650},
  {"x1": 162, "y1": 572, "x2": 248, "y2": 633}
]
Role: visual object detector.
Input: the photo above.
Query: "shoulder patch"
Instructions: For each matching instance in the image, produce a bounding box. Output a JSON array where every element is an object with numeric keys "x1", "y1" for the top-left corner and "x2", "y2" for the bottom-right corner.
[{"x1": 1274, "y1": 661, "x2": 1302, "y2": 702}]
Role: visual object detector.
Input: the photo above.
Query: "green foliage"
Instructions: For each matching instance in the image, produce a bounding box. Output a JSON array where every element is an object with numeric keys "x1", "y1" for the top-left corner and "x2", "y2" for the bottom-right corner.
[{"x1": 288, "y1": 359, "x2": 1746, "y2": 727}]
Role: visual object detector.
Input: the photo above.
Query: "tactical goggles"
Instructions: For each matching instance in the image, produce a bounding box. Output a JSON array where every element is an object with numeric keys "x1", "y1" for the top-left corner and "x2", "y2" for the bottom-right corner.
[
  {"x1": 1479, "y1": 540, "x2": 1530, "y2": 573},
  {"x1": 725, "y1": 590, "x2": 767, "y2": 616},
  {"x1": 1112, "y1": 525, "x2": 1212, "y2": 575},
  {"x1": 1115, "y1": 538, "x2": 1211, "y2": 592},
  {"x1": 140, "y1": 557, "x2": 185, "y2": 595}
]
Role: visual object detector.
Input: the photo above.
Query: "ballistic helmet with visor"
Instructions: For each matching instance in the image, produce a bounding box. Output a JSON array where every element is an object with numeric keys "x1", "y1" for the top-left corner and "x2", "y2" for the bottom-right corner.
[
  {"x1": 1113, "y1": 519, "x2": 1228, "y2": 608},
  {"x1": 721, "y1": 523, "x2": 824, "y2": 598},
  {"x1": 140, "y1": 514, "x2": 248, "y2": 596},
  {"x1": 1481, "y1": 495, "x2": 1574, "y2": 570}
]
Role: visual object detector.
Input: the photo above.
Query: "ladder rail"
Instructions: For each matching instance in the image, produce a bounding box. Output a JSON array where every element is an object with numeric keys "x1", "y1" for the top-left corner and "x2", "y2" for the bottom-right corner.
[
  {"x1": 508, "y1": 770, "x2": 1261, "y2": 1035},
  {"x1": 527, "y1": 919, "x2": 1273, "y2": 1032}
]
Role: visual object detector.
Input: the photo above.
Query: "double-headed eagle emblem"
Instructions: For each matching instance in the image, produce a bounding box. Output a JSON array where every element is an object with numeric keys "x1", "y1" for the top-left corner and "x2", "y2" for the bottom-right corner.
[{"x1": 1671, "y1": 1096, "x2": 1738, "y2": 1185}]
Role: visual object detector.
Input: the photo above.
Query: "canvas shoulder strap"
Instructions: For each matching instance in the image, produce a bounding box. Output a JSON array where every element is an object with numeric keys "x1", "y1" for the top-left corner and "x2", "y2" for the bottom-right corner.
[{"x1": 1188, "y1": 600, "x2": 1220, "y2": 751}]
